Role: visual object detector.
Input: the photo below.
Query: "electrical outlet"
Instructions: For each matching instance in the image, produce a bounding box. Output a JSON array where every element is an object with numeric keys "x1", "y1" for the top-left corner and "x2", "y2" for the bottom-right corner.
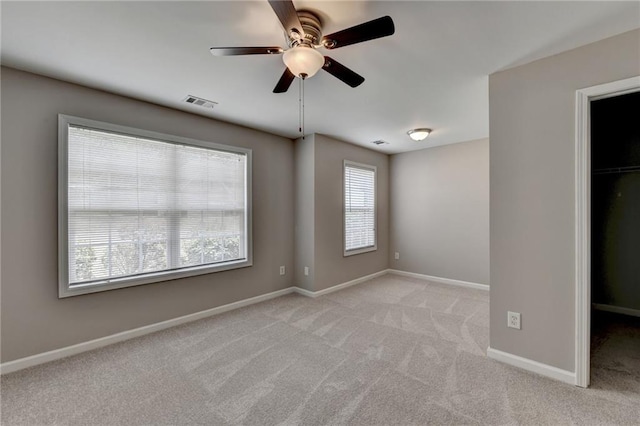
[
  {"x1": 304, "y1": 266, "x2": 309, "y2": 276},
  {"x1": 394, "y1": 252, "x2": 400, "y2": 260},
  {"x1": 507, "y1": 311, "x2": 521, "y2": 329},
  {"x1": 279, "y1": 266, "x2": 285, "y2": 275}
]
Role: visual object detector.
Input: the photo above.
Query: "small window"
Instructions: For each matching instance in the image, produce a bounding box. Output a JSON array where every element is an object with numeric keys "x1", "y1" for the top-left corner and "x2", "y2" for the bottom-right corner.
[
  {"x1": 344, "y1": 160, "x2": 377, "y2": 256},
  {"x1": 58, "y1": 115, "x2": 252, "y2": 297}
]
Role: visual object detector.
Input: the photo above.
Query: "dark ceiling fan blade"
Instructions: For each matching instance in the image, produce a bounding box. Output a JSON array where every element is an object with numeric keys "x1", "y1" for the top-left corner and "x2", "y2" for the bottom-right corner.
[
  {"x1": 268, "y1": 0, "x2": 304, "y2": 39},
  {"x1": 273, "y1": 68, "x2": 296, "y2": 93},
  {"x1": 322, "y1": 56, "x2": 365, "y2": 88},
  {"x1": 210, "y1": 46, "x2": 283, "y2": 56},
  {"x1": 321, "y1": 16, "x2": 395, "y2": 49}
]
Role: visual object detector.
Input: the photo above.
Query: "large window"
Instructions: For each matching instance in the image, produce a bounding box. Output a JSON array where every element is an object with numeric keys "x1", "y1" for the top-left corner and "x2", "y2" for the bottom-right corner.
[
  {"x1": 344, "y1": 160, "x2": 376, "y2": 256},
  {"x1": 58, "y1": 115, "x2": 252, "y2": 297}
]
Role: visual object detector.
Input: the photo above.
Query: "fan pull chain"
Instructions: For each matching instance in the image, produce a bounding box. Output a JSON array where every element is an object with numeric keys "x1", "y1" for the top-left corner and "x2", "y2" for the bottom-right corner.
[
  {"x1": 298, "y1": 77, "x2": 302, "y2": 136},
  {"x1": 298, "y1": 75, "x2": 306, "y2": 140}
]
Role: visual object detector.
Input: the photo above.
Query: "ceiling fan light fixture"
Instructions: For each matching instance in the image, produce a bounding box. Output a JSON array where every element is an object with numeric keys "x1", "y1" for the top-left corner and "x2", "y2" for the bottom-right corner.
[
  {"x1": 283, "y1": 45, "x2": 324, "y2": 78},
  {"x1": 407, "y1": 128, "x2": 432, "y2": 141}
]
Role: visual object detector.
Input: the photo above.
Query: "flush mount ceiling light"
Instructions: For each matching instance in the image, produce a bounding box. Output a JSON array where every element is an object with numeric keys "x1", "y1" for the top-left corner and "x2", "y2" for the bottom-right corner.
[{"x1": 407, "y1": 128, "x2": 432, "y2": 141}]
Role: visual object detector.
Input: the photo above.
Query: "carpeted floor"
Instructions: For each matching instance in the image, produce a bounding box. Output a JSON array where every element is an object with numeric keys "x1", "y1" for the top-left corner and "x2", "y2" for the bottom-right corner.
[
  {"x1": 2, "y1": 274, "x2": 640, "y2": 425},
  {"x1": 591, "y1": 309, "x2": 640, "y2": 406}
]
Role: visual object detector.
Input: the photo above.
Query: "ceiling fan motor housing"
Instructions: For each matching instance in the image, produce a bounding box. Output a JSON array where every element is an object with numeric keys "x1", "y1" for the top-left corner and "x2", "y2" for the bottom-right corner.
[{"x1": 292, "y1": 11, "x2": 323, "y2": 47}]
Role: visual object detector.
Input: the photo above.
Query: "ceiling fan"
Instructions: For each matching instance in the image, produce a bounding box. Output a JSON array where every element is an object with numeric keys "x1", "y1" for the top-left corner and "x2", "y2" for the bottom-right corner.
[{"x1": 210, "y1": 0, "x2": 395, "y2": 93}]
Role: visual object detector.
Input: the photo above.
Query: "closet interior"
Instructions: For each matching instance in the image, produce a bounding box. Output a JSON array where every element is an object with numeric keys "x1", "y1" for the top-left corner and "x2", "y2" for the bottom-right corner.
[{"x1": 590, "y1": 90, "x2": 640, "y2": 389}]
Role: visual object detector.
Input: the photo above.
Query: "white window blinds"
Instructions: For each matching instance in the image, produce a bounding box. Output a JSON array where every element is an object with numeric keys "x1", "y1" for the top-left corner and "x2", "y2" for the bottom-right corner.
[
  {"x1": 344, "y1": 161, "x2": 376, "y2": 254},
  {"x1": 59, "y1": 116, "x2": 251, "y2": 296}
]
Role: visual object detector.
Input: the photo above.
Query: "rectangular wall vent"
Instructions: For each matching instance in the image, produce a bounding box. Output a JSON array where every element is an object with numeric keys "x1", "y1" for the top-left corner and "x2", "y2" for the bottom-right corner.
[
  {"x1": 182, "y1": 95, "x2": 218, "y2": 109},
  {"x1": 371, "y1": 140, "x2": 389, "y2": 145}
]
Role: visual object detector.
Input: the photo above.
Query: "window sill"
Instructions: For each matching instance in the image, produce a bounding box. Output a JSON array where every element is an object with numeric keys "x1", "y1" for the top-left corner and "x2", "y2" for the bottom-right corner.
[
  {"x1": 59, "y1": 258, "x2": 252, "y2": 298},
  {"x1": 343, "y1": 245, "x2": 377, "y2": 257}
]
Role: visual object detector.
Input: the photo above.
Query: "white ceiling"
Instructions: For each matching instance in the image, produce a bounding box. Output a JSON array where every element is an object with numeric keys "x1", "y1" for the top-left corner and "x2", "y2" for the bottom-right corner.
[{"x1": 2, "y1": 1, "x2": 638, "y2": 154}]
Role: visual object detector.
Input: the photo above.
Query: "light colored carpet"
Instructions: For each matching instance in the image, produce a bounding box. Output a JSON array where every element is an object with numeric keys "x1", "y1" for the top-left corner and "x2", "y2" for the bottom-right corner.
[{"x1": 1, "y1": 274, "x2": 639, "y2": 425}]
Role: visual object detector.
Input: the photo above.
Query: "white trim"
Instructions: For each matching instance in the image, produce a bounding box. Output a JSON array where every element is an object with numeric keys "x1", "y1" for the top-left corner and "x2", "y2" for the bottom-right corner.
[
  {"x1": 593, "y1": 303, "x2": 640, "y2": 318},
  {"x1": 0, "y1": 268, "x2": 491, "y2": 375},
  {"x1": 487, "y1": 347, "x2": 576, "y2": 386},
  {"x1": 293, "y1": 269, "x2": 389, "y2": 298},
  {"x1": 0, "y1": 287, "x2": 294, "y2": 375},
  {"x1": 575, "y1": 87, "x2": 591, "y2": 389},
  {"x1": 0, "y1": 270, "x2": 390, "y2": 374},
  {"x1": 388, "y1": 269, "x2": 489, "y2": 291},
  {"x1": 574, "y1": 76, "x2": 640, "y2": 388}
]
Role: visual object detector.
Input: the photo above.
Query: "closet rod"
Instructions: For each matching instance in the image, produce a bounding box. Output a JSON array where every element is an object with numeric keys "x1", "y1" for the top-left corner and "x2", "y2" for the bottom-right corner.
[{"x1": 592, "y1": 165, "x2": 640, "y2": 175}]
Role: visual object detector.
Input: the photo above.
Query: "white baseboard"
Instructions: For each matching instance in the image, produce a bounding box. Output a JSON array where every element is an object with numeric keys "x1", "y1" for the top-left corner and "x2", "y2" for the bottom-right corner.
[
  {"x1": 1, "y1": 270, "x2": 390, "y2": 375},
  {"x1": 388, "y1": 269, "x2": 489, "y2": 291},
  {"x1": 0, "y1": 287, "x2": 295, "y2": 375},
  {"x1": 593, "y1": 303, "x2": 640, "y2": 318},
  {"x1": 487, "y1": 347, "x2": 576, "y2": 386},
  {"x1": 1, "y1": 268, "x2": 482, "y2": 375},
  {"x1": 293, "y1": 269, "x2": 389, "y2": 298}
]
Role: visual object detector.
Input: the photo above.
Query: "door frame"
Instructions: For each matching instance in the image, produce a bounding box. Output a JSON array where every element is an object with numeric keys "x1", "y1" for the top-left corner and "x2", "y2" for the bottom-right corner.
[{"x1": 575, "y1": 76, "x2": 640, "y2": 388}]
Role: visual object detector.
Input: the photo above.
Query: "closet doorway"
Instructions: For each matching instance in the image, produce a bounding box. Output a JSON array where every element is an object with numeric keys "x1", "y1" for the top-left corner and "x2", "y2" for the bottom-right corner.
[
  {"x1": 590, "y1": 90, "x2": 640, "y2": 391},
  {"x1": 575, "y1": 76, "x2": 640, "y2": 388}
]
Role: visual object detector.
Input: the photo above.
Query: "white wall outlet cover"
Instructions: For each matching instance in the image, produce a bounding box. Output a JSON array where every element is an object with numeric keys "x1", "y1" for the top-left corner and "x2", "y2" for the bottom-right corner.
[
  {"x1": 394, "y1": 252, "x2": 400, "y2": 260},
  {"x1": 304, "y1": 266, "x2": 309, "y2": 276},
  {"x1": 279, "y1": 266, "x2": 285, "y2": 275},
  {"x1": 507, "y1": 311, "x2": 521, "y2": 329}
]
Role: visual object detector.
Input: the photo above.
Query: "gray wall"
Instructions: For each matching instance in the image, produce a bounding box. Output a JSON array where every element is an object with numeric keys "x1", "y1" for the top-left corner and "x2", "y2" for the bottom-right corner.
[
  {"x1": 294, "y1": 135, "x2": 315, "y2": 290},
  {"x1": 313, "y1": 134, "x2": 390, "y2": 291},
  {"x1": 0, "y1": 67, "x2": 295, "y2": 362},
  {"x1": 390, "y1": 138, "x2": 489, "y2": 285},
  {"x1": 489, "y1": 29, "x2": 640, "y2": 371}
]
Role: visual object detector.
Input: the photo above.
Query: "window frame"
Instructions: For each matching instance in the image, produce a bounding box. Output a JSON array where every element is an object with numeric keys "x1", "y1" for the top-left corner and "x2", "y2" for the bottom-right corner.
[
  {"x1": 58, "y1": 114, "x2": 252, "y2": 298},
  {"x1": 343, "y1": 160, "x2": 377, "y2": 257}
]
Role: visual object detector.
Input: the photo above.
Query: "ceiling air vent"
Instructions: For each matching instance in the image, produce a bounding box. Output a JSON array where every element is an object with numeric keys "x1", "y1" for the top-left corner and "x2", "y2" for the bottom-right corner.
[
  {"x1": 182, "y1": 95, "x2": 218, "y2": 109},
  {"x1": 371, "y1": 140, "x2": 389, "y2": 146}
]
